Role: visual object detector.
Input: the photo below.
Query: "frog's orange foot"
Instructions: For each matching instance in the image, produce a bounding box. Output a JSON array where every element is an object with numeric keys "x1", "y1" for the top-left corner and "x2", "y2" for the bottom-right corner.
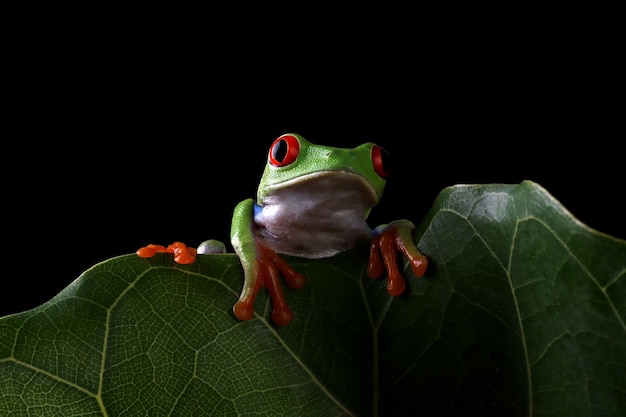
[
  {"x1": 367, "y1": 223, "x2": 428, "y2": 296},
  {"x1": 136, "y1": 242, "x2": 197, "y2": 264},
  {"x1": 233, "y1": 245, "x2": 306, "y2": 326}
]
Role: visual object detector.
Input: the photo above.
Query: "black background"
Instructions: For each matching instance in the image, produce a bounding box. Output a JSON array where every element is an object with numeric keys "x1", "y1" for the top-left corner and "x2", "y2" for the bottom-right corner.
[{"x1": 2, "y1": 14, "x2": 623, "y2": 317}]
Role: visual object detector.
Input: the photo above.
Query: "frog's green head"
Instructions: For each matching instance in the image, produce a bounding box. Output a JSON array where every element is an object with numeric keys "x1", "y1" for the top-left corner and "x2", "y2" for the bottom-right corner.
[{"x1": 257, "y1": 133, "x2": 391, "y2": 211}]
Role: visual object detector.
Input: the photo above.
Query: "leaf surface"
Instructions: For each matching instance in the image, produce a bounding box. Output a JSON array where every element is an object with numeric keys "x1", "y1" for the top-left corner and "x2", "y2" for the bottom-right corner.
[{"x1": 1, "y1": 181, "x2": 625, "y2": 416}]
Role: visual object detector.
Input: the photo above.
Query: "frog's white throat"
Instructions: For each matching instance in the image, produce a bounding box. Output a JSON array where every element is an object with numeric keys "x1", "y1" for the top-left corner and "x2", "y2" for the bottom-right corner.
[{"x1": 254, "y1": 171, "x2": 381, "y2": 259}]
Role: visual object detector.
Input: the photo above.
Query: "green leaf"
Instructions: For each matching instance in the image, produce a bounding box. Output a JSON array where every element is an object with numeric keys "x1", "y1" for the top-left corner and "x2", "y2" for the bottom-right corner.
[{"x1": 1, "y1": 180, "x2": 625, "y2": 416}]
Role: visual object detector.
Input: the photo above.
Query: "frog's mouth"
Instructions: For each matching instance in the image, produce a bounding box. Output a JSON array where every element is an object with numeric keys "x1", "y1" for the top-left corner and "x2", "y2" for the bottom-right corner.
[{"x1": 258, "y1": 170, "x2": 381, "y2": 208}]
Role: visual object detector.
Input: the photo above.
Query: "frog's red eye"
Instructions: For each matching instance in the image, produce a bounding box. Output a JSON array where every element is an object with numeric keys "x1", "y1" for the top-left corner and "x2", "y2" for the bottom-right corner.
[
  {"x1": 371, "y1": 144, "x2": 391, "y2": 178},
  {"x1": 269, "y1": 134, "x2": 300, "y2": 167}
]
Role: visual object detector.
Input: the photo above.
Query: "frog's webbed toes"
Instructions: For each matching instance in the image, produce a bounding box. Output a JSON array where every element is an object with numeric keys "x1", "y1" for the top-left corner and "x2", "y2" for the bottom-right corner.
[
  {"x1": 233, "y1": 299, "x2": 256, "y2": 322},
  {"x1": 408, "y1": 251, "x2": 428, "y2": 277},
  {"x1": 137, "y1": 244, "x2": 168, "y2": 258},
  {"x1": 271, "y1": 306, "x2": 295, "y2": 327},
  {"x1": 233, "y1": 245, "x2": 304, "y2": 326},
  {"x1": 170, "y1": 242, "x2": 197, "y2": 264},
  {"x1": 257, "y1": 246, "x2": 301, "y2": 325},
  {"x1": 232, "y1": 260, "x2": 296, "y2": 326},
  {"x1": 267, "y1": 250, "x2": 306, "y2": 290},
  {"x1": 136, "y1": 242, "x2": 197, "y2": 264},
  {"x1": 368, "y1": 221, "x2": 428, "y2": 296}
]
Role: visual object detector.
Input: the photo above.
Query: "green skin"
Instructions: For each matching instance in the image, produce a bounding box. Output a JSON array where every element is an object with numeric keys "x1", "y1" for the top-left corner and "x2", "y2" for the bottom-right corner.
[
  {"x1": 138, "y1": 133, "x2": 427, "y2": 326},
  {"x1": 224, "y1": 134, "x2": 428, "y2": 326}
]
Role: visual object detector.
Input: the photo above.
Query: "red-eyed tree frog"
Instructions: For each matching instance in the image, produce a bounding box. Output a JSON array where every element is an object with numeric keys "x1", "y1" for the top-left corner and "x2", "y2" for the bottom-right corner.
[{"x1": 137, "y1": 133, "x2": 428, "y2": 326}]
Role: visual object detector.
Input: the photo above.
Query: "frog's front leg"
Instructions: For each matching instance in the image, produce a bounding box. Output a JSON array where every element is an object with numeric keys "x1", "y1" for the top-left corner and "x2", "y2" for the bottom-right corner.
[
  {"x1": 368, "y1": 220, "x2": 428, "y2": 296},
  {"x1": 231, "y1": 199, "x2": 306, "y2": 326}
]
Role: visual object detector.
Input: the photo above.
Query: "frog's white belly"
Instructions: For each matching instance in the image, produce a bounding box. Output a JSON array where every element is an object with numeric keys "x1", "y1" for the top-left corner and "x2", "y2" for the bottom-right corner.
[{"x1": 254, "y1": 174, "x2": 378, "y2": 258}]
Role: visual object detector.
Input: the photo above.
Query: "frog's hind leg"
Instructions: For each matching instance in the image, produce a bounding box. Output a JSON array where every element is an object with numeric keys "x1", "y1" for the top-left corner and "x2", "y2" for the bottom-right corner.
[{"x1": 137, "y1": 242, "x2": 197, "y2": 264}]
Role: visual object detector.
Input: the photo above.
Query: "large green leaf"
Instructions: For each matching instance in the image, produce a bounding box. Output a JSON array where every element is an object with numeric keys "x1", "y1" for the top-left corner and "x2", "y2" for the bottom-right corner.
[{"x1": 1, "y1": 181, "x2": 625, "y2": 416}]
